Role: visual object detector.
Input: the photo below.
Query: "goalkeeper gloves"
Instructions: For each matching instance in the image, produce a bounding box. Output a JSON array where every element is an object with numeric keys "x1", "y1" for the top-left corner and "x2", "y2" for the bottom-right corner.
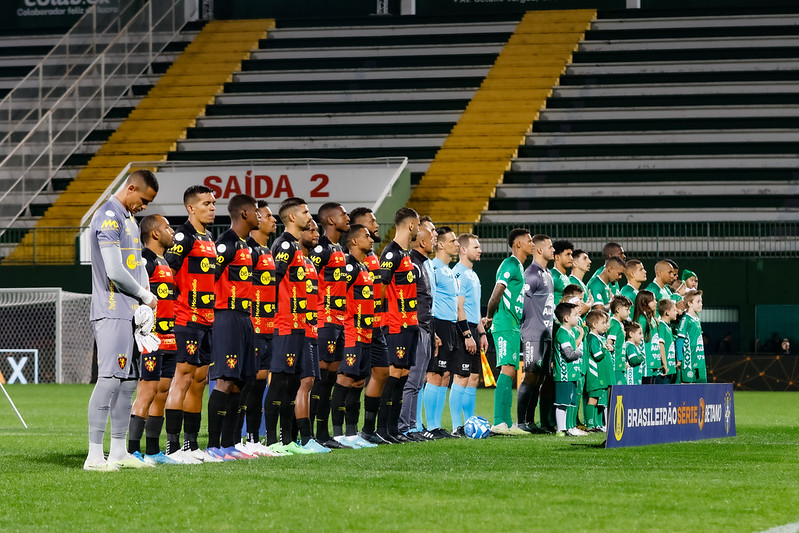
[{"x1": 134, "y1": 305, "x2": 155, "y2": 334}]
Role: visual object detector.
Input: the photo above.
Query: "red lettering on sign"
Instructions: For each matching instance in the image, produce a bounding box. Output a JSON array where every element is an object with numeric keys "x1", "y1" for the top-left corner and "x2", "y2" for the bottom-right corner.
[
  {"x1": 255, "y1": 175, "x2": 273, "y2": 197},
  {"x1": 310, "y1": 174, "x2": 329, "y2": 198},
  {"x1": 204, "y1": 175, "x2": 223, "y2": 198},
  {"x1": 275, "y1": 174, "x2": 294, "y2": 197},
  {"x1": 224, "y1": 175, "x2": 242, "y2": 197}
]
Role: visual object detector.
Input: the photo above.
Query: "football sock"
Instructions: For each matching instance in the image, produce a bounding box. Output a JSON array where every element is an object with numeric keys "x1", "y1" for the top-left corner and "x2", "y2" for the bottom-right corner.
[
  {"x1": 494, "y1": 373, "x2": 513, "y2": 427},
  {"x1": 145, "y1": 415, "x2": 164, "y2": 455},
  {"x1": 165, "y1": 409, "x2": 183, "y2": 454},
  {"x1": 423, "y1": 384, "x2": 440, "y2": 429},
  {"x1": 516, "y1": 382, "x2": 533, "y2": 425},
  {"x1": 362, "y1": 395, "x2": 380, "y2": 434},
  {"x1": 556, "y1": 407, "x2": 567, "y2": 432},
  {"x1": 246, "y1": 379, "x2": 267, "y2": 443},
  {"x1": 585, "y1": 403, "x2": 597, "y2": 429},
  {"x1": 462, "y1": 385, "x2": 477, "y2": 421},
  {"x1": 330, "y1": 383, "x2": 349, "y2": 437},
  {"x1": 127, "y1": 414, "x2": 146, "y2": 454},
  {"x1": 310, "y1": 369, "x2": 326, "y2": 422},
  {"x1": 297, "y1": 417, "x2": 312, "y2": 445},
  {"x1": 389, "y1": 376, "x2": 406, "y2": 434},
  {"x1": 207, "y1": 389, "x2": 229, "y2": 449},
  {"x1": 220, "y1": 391, "x2": 241, "y2": 448},
  {"x1": 108, "y1": 379, "x2": 136, "y2": 461},
  {"x1": 567, "y1": 405, "x2": 577, "y2": 430},
  {"x1": 279, "y1": 376, "x2": 297, "y2": 445},
  {"x1": 264, "y1": 373, "x2": 287, "y2": 445},
  {"x1": 315, "y1": 371, "x2": 336, "y2": 442},
  {"x1": 183, "y1": 411, "x2": 201, "y2": 451},
  {"x1": 415, "y1": 389, "x2": 425, "y2": 431},
  {"x1": 345, "y1": 387, "x2": 363, "y2": 436},
  {"x1": 449, "y1": 383, "x2": 465, "y2": 430},
  {"x1": 524, "y1": 382, "x2": 541, "y2": 425},
  {"x1": 377, "y1": 376, "x2": 398, "y2": 432},
  {"x1": 435, "y1": 384, "x2": 447, "y2": 430},
  {"x1": 87, "y1": 377, "x2": 118, "y2": 458},
  {"x1": 236, "y1": 381, "x2": 252, "y2": 440},
  {"x1": 539, "y1": 381, "x2": 555, "y2": 428},
  {"x1": 598, "y1": 405, "x2": 606, "y2": 430}
]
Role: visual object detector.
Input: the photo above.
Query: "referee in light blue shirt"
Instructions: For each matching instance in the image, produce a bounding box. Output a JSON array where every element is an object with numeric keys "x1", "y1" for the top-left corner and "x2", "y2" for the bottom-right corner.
[{"x1": 450, "y1": 233, "x2": 488, "y2": 434}]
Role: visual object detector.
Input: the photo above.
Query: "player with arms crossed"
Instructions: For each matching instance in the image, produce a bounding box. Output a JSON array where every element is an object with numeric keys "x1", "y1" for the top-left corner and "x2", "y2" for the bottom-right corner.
[
  {"x1": 85, "y1": 169, "x2": 159, "y2": 471},
  {"x1": 484, "y1": 228, "x2": 533, "y2": 435},
  {"x1": 163, "y1": 185, "x2": 220, "y2": 464}
]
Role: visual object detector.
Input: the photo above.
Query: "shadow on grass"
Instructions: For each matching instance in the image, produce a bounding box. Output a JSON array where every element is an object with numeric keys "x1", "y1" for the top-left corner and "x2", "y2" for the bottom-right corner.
[{"x1": 30, "y1": 451, "x2": 85, "y2": 469}]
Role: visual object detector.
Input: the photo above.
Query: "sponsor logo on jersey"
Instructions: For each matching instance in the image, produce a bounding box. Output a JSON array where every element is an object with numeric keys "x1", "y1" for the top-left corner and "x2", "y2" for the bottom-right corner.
[
  {"x1": 200, "y1": 257, "x2": 210, "y2": 272},
  {"x1": 101, "y1": 219, "x2": 119, "y2": 230},
  {"x1": 260, "y1": 271, "x2": 272, "y2": 285},
  {"x1": 157, "y1": 283, "x2": 169, "y2": 299},
  {"x1": 126, "y1": 254, "x2": 138, "y2": 270},
  {"x1": 239, "y1": 266, "x2": 250, "y2": 281},
  {"x1": 275, "y1": 251, "x2": 290, "y2": 263}
]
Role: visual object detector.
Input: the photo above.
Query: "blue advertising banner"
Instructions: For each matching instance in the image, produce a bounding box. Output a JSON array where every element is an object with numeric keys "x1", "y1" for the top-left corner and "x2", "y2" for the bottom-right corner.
[{"x1": 606, "y1": 384, "x2": 735, "y2": 448}]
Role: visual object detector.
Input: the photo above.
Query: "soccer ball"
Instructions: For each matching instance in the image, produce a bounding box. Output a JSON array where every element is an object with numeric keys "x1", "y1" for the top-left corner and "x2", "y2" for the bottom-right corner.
[{"x1": 464, "y1": 416, "x2": 490, "y2": 439}]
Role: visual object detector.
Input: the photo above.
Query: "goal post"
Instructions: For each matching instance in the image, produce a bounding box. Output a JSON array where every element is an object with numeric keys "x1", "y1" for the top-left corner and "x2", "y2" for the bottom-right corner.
[{"x1": 0, "y1": 288, "x2": 94, "y2": 384}]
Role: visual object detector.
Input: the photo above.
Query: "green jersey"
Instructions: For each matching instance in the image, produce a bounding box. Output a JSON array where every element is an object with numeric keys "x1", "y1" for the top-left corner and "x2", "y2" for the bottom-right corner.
[
  {"x1": 607, "y1": 317, "x2": 625, "y2": 373},
  {"x1": 678, "y1": 313, "x2": 704, "y2": 370},
  {"x1": 586, "y1": 332, "x2": 612, "y2": 392},
  {"x1": 550, "y1": 266, "x2": 571, "y2": 305},
  {"x1": 645, "y1": 281, "x2": 672, "y2": 302},
  {"x1": 553, "y1": 326, "x2": 582, "y2": 382},
  {"x1": 590, "y1": 265, "x2": 621, "y2": 295},
  {"x1": 623, "y1": 341, "x2": 644, "y2": 385},
  {"x1": 657, "y1": 319, "x2": 677, "y2": 375},
  {"x1": 491, "y1": 255, "x2": 524, "y2": 333},
  {"x1": 587, "y1": 275, "x2": 612, "y2": 307},
  {"x1": 568, "y1": 274, "x2": 588, "y2": 303},
  {"x1": 619, "y1": 284, "x2": 638, "y2": 303},
  {"x1": 637, "y1": 314, "x2": 660, "y2": 377}
]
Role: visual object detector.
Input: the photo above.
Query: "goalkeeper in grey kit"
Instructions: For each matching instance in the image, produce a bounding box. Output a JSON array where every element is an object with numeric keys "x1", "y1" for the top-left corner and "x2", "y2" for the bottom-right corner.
[{"x1": 84, "y1": 170, "x2": 161, "y2": 471}]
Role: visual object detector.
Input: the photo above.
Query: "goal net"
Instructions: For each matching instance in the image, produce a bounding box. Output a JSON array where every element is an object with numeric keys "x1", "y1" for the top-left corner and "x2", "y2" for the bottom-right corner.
[{"x1": 0, "y1": 288, "x2": 94, "y2": 384}]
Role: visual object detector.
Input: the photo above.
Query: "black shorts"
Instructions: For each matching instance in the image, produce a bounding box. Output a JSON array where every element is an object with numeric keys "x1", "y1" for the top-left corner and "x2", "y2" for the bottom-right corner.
[
  {"x1": 174, "y1": 324, "x2": 212, "y2": 367},
  {"x1": 387, "y1": 327, "x2": 418, "y2": 369},
  {"x1": 271, "y1": 331, "x2": 305, "y2": 374},
  {"x1": 450, "y1": 324, "x2": 481, "y2": 378},
  {"x1": 318, "y1": 324, "x2": 345, "y2": 363},
  {"x1": 430, "y1": 318, "x2": 458, "y2": 374},
  {"x1": 302, "y1": 340, "x2": 321, "y2": 380},
  {"x1": 160, "y1": 351, "x2": 177, "y2": 379},
  {"x1": 254, "y1": 334, "x2": 272, "y2": 371},
  {"x1": 209, "y1": 310, "x2": 256, "y2": 382},
  {"x1": 140, "y1": 351, "x2": 162, "y2": 382},
  {"x1": 370, "y1": 326, "x2": 389, "y2": 369},
  {"x1": 339, "y1": 344, "x2": 371, "y2": 379},
  {"x1": 522, "y1": 338, "x2": 552, "y2": 374}
]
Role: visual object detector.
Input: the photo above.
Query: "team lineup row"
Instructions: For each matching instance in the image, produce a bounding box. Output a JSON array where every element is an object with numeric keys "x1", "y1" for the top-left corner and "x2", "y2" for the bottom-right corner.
[{"x1": 84, "y1": 169, "x2": 705, "y2": 470}]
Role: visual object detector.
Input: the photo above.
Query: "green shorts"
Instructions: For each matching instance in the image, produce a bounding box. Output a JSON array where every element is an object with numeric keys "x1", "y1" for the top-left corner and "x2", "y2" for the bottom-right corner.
[
  {"x1": 492, "y1": 329, "x2": 520, "y2": 369},
  {"x1": 554, "y1": 380, "x2": 577, "y2": 408}
]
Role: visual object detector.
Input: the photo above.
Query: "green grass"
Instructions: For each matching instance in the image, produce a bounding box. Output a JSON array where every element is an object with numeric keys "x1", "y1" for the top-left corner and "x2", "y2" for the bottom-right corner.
[{"x1": 1, "y1": 385, "x2": 798, "y2": 532}]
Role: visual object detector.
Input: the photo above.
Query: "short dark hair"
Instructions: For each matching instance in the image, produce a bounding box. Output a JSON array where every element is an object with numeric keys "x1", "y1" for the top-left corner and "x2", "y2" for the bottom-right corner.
[
  {"x1": 394, "y1": 207, "x2": 419, "y2": 227},
  {"x1": 602, "y1": 242, "x2": 623, "y2": 260},
  {"x1": 665, "y1": 258, "x2": 679, "y2": 269},
  {"x1": 278, "y1": 197, "x2": 307, "y2": 220},
  {"x1": 436, "y1": 226, "x2": 454, "y2": 238},
  {"x1": 610, "y1": 294, "x2": 633, "y2": 314},
  {"x1": 624, "y1": 320, "x2": 642, "y2": 339},
  {"x1": 228, "y1": 194, "x2": 256, "y2": 218},
  {"x1": 419, "y1": 215, "x2": 433, "y2": 225},
  {"x1": 606, "y1": 256, "x2": 627, "y2": 269},
  {"x1": 657, "y1": 298, "x2": 676, "y2": 316},
  {"x1": 256, "y1": 200, "x2": 269, "y2": 209},
  {"x1": 586, "y1": 309, "x2": 609, "y2": 330},
  {"x1": 508, "y1": 228, "x2": 529, "y2": 248},
  {"x1": 573, "y1": 248, "x2": 588, "y2": 260},
  {"x1": 625, "y1": 259, "x2": 642, "y2": 271},
  {"x1": 343, "y1": 223, "x2": 367, "y2": 250},
  {"x1": 317, "y1": 202, "x2": 344, "y2": 226},
  {"x1": 349, "y1": 206, "x2": 372, "y2": 224},
  {"x1": 183, "y1": 184, "x2": 213, "y2": 206},
  {"x1": 561, "y1": 283, "x2": 584, "y2": 302},
  {"x1": 553, "y1": 240, "x2": 574, "y2": 256},
  {"x1": 139, "y1": 214, "x2": 162, "y2": 245},
  {"x1": 555, "y1": 302, "x2": 578, "y2": 324},
  {"x1": 130, "y1": 169, "x2": 159, "y2": 193}
]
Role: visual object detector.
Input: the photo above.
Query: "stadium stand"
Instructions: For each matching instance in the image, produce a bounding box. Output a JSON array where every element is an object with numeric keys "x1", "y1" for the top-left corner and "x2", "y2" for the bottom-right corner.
[{"x1": 483, "y1": 10, "x2": 799, "y2": 224}]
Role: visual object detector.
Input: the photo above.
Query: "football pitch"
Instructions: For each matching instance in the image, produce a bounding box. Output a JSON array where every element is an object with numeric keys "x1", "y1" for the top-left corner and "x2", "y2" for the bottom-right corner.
[{"x1": 0, "y1": 386, "x2": 797, "y2": 532}]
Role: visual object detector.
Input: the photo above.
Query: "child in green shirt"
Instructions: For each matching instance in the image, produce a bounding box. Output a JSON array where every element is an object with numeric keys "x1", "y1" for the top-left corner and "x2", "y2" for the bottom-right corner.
[
  {"x1": 678, "y1": 290, "x2": 705, "y2": 383},
  {"x1": 657, "y1": 299, "x2": 679, "y2": 384},
  {"x1": 623, "y1": 321, "x2": 645, "y2": 385},
  {"x1": 607, "y1": 295, "x2": 632, "y2": 386},
  {"x1": 553, "y1": 302, "x2": 584, "y2": 437},
  {"x1": 585, "y1": 309, "x2": 613, "y2": 432}
]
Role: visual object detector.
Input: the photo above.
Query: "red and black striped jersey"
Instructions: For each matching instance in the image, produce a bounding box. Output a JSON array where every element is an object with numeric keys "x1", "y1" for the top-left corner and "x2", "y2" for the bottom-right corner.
[
  {"x1": 271, "y1": 231, "x2": 308, "y2": 334},
  {"x1": 309, "y1": 234, "x2": 347, "y2": 328},
  {"x1": 214, "y1": 229, "x2": 252, "y2": 314},
  {"x1": 344, "y1": 254, "x2": 374, "y2": 347},
  {"x1": 363, "y1": 250, "x2": 385, "y2": 329},
  {"x1": 378, "y1": 240, "x2": 418, "y2": 334},
  {"x1": 143, "y1": 248, "x2": 176, "y2": 352},
  {"x1": 248, "y1": 236, "x2": 276, "y2": 336},
  {"x1": 165, "y1": 222, "x2": 216, "y2": 327},
  {"x1": 303, "y1": 255, "x2": 319, "y2": 340}
]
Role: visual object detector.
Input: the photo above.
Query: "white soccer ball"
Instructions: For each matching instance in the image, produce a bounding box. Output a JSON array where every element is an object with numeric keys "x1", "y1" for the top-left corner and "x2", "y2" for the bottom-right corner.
[{"x1": 464, "y1": 416, "x2": 490, "y2": 439}]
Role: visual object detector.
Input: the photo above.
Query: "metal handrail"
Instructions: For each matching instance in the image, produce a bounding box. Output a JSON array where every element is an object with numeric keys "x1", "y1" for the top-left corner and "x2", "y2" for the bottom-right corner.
[{"x1": 0, "y1": 0, "x2": 195, "y2": 231}]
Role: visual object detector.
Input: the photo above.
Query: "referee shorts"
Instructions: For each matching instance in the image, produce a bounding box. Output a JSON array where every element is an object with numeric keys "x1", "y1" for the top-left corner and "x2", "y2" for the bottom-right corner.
[
  {"x1": 429, "y1": 318, "x2": 457, "y2": 375},
  {"x1": 449, "y1": 323, "x2": 481, "y2": 378}
]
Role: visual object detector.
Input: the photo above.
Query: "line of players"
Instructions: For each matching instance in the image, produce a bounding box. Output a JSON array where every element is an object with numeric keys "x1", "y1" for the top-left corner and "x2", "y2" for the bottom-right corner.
[
  {"x1": 485, "y1": 233, "x2": 706, "y2": 438},
  {"x1": 83, "y1": 172, "x2": 706, "y2": 470}
]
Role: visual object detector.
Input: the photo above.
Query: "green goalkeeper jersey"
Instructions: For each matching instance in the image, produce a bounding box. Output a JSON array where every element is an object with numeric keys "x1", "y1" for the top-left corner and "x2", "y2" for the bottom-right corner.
[
  {"x1": 607, "y1": 317, "x2": 626, "y2": 373},
  {"x1": 623, "y1": 341, "x2": 644, "y2": 385},
  {"x1": 550, "y1": 266, "x2": 571, "y2": 305},
  {"x1": 657, "y1": 319, "x2": 677, "y2": 375},
  {"x1": 491, "y1": 255, "x2": 524, "y2": 333},
  {"x1": 553, "y1": 326, "x2": 582, "y2": 382}
]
